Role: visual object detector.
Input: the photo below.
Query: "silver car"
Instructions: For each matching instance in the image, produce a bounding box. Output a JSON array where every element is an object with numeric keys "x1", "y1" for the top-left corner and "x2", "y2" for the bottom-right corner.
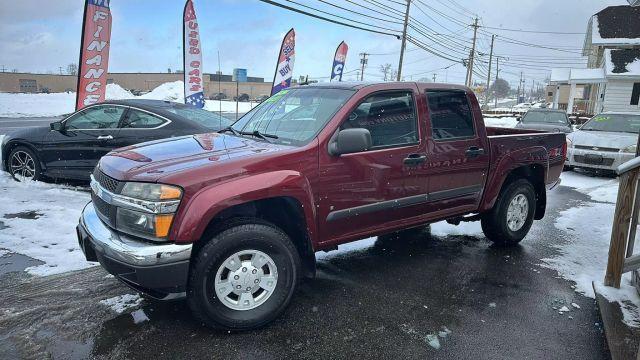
[
  {"x1": 566, "y1": 112, "x2": 640, "y2": 171},
  {"x1": 515, "y1": 109, "x2": 573, "y2": 133}
]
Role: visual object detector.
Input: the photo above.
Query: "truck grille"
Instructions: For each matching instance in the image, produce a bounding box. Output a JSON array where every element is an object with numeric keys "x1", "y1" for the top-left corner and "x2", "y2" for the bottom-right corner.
[
  {"x1": 93, "y1": 168, "x2": 121, "y2": 193},
  {"x1": 92, "y1": 192, "x2": 111, "y2": 219}
]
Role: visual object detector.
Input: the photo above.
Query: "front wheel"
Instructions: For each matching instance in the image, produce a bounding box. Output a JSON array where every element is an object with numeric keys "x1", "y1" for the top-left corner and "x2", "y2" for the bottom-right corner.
[
  {"x1": 8, "y1": 146, "x2": 42, "y2": 182},
  {"x1": 187, "y1": 222, "x2": 301, "y2": 330},
  {"x1": 481, "y1": 179, "x2": 536, "y2": 246}
]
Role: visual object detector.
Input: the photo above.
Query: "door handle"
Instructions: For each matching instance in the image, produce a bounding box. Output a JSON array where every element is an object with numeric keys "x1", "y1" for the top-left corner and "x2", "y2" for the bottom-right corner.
[
  {"x1": 403, "y1": 153, "x2": 427, "y2": 166},
  {"x1": 97, "y1": 135, "x2": 113, "y2": 140},
  {"x1": 465, "y1": 147, "x2": 485, "y2": 158}
]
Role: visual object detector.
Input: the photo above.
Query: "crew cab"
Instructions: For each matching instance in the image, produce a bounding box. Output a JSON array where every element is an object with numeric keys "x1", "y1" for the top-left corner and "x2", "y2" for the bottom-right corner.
[{"x1": 77, "y1": 82, "x2": 565, "y2": 330}]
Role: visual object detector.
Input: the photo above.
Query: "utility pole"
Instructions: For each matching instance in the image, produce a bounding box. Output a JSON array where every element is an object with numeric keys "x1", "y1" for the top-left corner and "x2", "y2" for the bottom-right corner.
[
  {"x1": 432, "y1": 73, "x2": 437, "y2": 83},
  {"x1": 359, "y1": 53, "x2": 368, "y2": 81},
  {"x1": 494, "y1": 57, "x2": 500, "y2": 108},
  {"x1": 0, "y1": 65, "x2": 6, "y2": 73},
  {"x1": 484, "y1": 34, "x2": 495, "y2": 107},
  {"x1": 397, "y1": 0, "x2": 412, "y2": 81},
  {"x1": 466, "y1": 17, "x2": 480, "y2": 87}
]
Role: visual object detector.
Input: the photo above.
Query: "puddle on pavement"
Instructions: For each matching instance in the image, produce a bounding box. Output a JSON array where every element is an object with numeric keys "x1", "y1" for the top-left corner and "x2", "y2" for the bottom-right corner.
[
  {"x1": 3, "y1": 210, "x2": 43, "y2": 220},
  {"x1": 0, "y1": 251, "x2": 44, "y2": 276}
]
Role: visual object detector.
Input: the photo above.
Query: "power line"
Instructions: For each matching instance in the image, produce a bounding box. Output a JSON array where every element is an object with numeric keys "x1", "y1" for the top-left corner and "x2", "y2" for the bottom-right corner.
[
  {"x1": 481, "y1": 25, "x2": 584, "y2": 35},
  {"x1": 313, "y1": 0, "x2": 404, "y2": 24},
  {"x1": 258, "y1": 0, "x2": 401, "y2": 38}
]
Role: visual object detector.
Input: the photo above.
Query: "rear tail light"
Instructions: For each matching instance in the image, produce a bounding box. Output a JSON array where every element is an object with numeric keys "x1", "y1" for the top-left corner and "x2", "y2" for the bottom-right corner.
[{"x1": 549, "y1": 143, "x2": 565, "y2": 158}]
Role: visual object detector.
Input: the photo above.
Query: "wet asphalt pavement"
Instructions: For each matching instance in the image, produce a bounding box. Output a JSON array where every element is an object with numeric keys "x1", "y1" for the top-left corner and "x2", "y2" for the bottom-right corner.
[{"x1": 0, "y1": 184, "x2": 609, "y2": 359}]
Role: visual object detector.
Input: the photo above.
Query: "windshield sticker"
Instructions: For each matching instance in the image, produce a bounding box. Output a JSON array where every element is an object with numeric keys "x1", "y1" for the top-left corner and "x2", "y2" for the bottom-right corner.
[
  {"x1": 593, "y1": 116, "x2": 610, "y2": 122},
  {"x1": 265, "y1": 90, "x2": 289, "y2": 103}
]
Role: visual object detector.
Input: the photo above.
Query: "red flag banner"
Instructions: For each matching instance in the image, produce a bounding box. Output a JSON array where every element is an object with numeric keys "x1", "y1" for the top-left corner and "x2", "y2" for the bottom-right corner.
[
  {"x1": 183, "y1": 0, "x2": 205, "y2": 108},
  {"x1": 76, "y1": 0, "x2": 112, "y2": 110}
]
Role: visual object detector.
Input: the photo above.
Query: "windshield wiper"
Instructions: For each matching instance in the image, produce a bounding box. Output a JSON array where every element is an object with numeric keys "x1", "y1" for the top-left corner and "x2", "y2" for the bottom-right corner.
[
  {"x1": 239, "y1": 130, "x2": 279, "y2": 142},
  {"x1": 218, "y1": 126, "x2": 240, "y2": 136}
]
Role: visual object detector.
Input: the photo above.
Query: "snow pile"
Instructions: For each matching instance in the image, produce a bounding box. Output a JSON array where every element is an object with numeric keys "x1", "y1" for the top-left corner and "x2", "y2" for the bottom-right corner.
[
  {"x1": 105, "y1": 83, "x2": 133, "y2": 100},
  {"x1": 0, "y1": 136, "x2": 94, "y2": 276},
  {"x1": 543, "y1": 171, "x2": 640, "y2": 327},
  {"x1": 484, "y1": 116, "x2": 518, "y2": 128},
  {"x1": 99, "y1": 294, "x2": 143, "y2": 314},
  {"x1": 0, "y1": 80, "x2": 257, "y2": 117}
]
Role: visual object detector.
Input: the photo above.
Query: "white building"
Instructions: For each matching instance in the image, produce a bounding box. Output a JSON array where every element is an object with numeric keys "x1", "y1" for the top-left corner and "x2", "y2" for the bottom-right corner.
[{"x1": 550, "y1": 5, "x2": 640, "y2": 114}]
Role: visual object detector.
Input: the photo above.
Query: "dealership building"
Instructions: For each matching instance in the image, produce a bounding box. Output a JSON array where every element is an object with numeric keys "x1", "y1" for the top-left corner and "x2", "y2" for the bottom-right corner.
[{"x1": 0, "y1": 71, "x2": 272, "y2": 99}]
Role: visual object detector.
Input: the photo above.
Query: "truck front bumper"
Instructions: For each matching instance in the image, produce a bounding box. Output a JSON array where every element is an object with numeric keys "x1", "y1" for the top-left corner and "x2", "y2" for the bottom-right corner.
[{"x1": 77, "y1": 202, "x2": 192, "y2": 300}]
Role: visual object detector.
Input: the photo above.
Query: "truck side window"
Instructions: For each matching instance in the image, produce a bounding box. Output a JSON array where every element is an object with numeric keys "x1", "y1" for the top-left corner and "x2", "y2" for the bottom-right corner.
[
  {"x1": 426, "y1": 90, "x2": 475, "y2": 141},
  {"x1": 341, "y1": 91, "x2": 418, "y2": 148}
]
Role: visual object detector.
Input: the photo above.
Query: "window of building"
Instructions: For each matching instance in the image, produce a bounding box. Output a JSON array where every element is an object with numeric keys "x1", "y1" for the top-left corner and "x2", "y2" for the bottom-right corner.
[
  {"x1": 548, "y1": 92, "x2": 553, "y2": 97},
  {"x1": 341, "y1": 91, "x2": 418, "y2": 148},
  {"x1": 426, "y1": 90, "x2": 475, "y2": 140},
  {"x1": 631, "y1": 83, "x2": 640, "y2": 106}
]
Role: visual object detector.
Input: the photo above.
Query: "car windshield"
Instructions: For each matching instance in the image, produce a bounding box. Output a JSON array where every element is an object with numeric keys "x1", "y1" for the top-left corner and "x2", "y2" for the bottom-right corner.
[
  {"x1": 581, "y1": 114, "x2": 640, "y2": 134},
  {"x1": 522, "y1": 111, "x2": 567, "y2": 124},
  {"x1": 166, "y1": 106, "x2": 234, "y2": 130},
  {"x1": 231, "y1": 87, "x2": 355, "y2": 146}
]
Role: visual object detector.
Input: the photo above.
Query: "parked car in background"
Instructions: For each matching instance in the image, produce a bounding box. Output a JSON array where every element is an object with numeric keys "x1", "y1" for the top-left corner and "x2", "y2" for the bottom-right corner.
[
  {"x1": 255, "y1": 95, "x2": 269, "y2": 103},
  {"x1": 78, "y1": 82, "x2": 565, "y2": 330},
  {"x1": 210, "y1": 93, "x2": 227, "y2": 100},
  {"x1": 233, "y1": 93, "x2": 250, "y2": 102},
  {"x1": 1, "y1": 99, "x2": 233, "y2": 182},
  {"x1": 516, "y1": 109, "x2": 572, "y2": 133},
  {"x1": 566, "y1": 112, "x2": 640, "y2": 171}
]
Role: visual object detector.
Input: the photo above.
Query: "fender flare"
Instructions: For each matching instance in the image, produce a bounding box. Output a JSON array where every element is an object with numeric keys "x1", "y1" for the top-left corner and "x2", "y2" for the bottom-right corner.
[
  {"x1": 480, "y1": 146, "x2": 549, "y2": 212},
  {"x1": 171, "y1": 170, "x2": 317, "y2": 245}
]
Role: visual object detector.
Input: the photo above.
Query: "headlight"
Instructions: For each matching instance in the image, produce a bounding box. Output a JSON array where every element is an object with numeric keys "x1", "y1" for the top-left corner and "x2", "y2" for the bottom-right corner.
[
  {"x1": 114, "y1": 182, "x2": 183, "y2": 241},
  {"x1": 116, "y1": 208, "x2": 174, "y2": 241},
  {"x1": 622, "y1": 145, "x2": 637, "y2": 154},
  {"x1": 566, "y1": 137, "x2": 573, "y2": 149}
]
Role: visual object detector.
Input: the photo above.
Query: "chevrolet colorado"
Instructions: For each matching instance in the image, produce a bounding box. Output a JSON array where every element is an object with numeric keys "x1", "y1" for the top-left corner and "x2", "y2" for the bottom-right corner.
[{"x1": 77, "y1": 82, "x2": 565, "y2": 330}]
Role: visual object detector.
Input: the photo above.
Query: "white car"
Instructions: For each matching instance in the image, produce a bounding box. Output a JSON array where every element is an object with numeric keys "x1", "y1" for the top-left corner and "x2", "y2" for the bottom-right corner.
[{"x1": 566, "y1": 112, "x2": 640, "y2": 171}]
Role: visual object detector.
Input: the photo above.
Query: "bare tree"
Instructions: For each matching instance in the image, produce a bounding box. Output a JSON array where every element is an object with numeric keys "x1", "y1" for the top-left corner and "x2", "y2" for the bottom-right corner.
[
  {"x1": 379, "y1": 63, "x2": 392, "y2": 81},
  {"x1": 67, "y1": 63, "x2": 78, "y2": 76}
]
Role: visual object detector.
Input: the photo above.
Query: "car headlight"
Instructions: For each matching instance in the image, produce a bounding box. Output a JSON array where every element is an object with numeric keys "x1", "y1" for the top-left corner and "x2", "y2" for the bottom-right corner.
[
  {"x1": 621, "y1": 144, "x2": 637, "y2": 154},
  {"x1": 114, "y1": 182, "x2": 182, "y2": 242},
  {"x1": 566, "y1": 137, "x2": 573, "y2": 149}
]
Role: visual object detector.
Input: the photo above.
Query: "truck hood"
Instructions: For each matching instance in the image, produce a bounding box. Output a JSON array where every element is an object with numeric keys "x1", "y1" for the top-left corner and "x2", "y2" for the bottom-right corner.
[
  {"x1": 568, "y1": 130, "x2": 637, "y2": 150},
  {"x1": 98, "y1": 133, "x2": 294, "y2": 182}
]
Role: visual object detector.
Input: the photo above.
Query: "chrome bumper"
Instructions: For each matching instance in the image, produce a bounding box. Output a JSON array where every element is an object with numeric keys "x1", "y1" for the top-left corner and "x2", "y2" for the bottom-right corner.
[{"x1": 79, "y1": 202, "x2": 192, "y2": 267}]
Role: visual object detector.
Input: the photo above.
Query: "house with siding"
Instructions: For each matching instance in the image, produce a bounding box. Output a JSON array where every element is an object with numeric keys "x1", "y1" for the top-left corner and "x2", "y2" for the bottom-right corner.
[{"x1": 550, "y1": 4, "x2": 640, "y2": 114}]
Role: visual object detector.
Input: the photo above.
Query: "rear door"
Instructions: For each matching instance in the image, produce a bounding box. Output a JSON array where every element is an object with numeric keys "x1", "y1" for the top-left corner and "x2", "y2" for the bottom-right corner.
[
  {"x1": 115, "y1": 108, "x2": 175, "y2": 148},
  {"x1": 423, "y1": 89, "x2": 490, "y2": 214},
  {"x1": 41, "y1": 105, "x2": 124, "y2": 179}
]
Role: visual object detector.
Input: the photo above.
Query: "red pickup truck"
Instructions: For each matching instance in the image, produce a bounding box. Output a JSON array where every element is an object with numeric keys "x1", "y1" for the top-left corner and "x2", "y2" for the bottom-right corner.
[{"x1": 77, "y1": 82, "x2": 565, "y2": 330}]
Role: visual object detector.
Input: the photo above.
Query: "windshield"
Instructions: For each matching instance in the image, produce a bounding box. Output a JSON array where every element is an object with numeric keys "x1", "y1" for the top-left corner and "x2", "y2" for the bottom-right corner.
[
  {"x1": 581, "y1": 114, "x2": 640, "y2": 133},
  {"x1": 522, "y1": 111, "x2": 568, "y2": 124},
  {"x1": 166, "y1": 106, "x2": 234, "y2": 130},
  {"x1": 231, "y1": 87, "x2": 355, "y2": 146}
]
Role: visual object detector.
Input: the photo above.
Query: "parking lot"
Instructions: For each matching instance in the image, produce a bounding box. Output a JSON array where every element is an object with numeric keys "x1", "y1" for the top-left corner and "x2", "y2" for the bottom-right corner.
[{"x1": 0, "y1": 182, "x2": 609, "y2": 359}]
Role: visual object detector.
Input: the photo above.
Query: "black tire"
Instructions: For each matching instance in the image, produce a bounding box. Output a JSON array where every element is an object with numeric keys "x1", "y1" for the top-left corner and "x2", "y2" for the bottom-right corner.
[
  {"x1": 481, "y1": 179, "x2": 536, "y2": 246},
  {"x1": 187, "y1": 221, "x2": 301, "y2": 330},
  {"x1": 7, "y1": 146, "x2": 42, "y2": 182}
]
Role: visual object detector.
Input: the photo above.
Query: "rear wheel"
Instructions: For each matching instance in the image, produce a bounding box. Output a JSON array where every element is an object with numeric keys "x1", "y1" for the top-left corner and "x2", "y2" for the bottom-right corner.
[
  {"x1": 8, "y1": 146, "x2": 41, "y2": 182},
  {"x1": 187, "y1": 221, "x2": 301, "y2": 330},
  {"x1": 481, "y1": 179, "x2": 536, "y2": 246}
]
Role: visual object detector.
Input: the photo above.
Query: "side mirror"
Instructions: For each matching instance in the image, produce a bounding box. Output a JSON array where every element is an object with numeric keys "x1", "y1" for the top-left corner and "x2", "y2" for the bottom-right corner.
[
  {"x1": 50, "y1": 122, "x2": 63, "y2": 132},
  {"x1": 329, "y1": 128, "x2": 372, "y2": 156}
]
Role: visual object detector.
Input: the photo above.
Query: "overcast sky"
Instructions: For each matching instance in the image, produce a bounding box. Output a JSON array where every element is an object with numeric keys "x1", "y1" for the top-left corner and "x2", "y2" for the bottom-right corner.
[{"x1": 0, "y1": 0, "x2": 626, "y2": 88}]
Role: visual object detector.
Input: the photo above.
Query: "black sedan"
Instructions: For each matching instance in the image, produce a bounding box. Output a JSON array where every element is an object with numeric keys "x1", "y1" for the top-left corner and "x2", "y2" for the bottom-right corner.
[{"x1": 1, "y1": 99, "x2": 233, "y2": 182}]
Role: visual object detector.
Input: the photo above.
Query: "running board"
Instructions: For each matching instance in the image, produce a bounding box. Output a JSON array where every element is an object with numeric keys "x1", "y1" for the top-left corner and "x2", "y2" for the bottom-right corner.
[{"x1": 446, "y1": 214, "x2": 481, "y2": 226}]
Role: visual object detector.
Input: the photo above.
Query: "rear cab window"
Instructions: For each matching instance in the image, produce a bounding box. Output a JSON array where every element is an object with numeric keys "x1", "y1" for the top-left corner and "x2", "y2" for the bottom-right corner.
[
  {"x1": 426, "y1": 90, "x2": 475, "y2": 141},
  {"x1": 341, "y1": 91, "x2": 418, "y2": 149}
]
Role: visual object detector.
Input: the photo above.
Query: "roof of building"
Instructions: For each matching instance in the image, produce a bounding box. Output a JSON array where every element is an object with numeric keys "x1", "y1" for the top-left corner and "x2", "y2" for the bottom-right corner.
[
  {"x1": 550, "y1": 68, "x2": 605, "y2": 84},
  {"x1": 587, "y1": 6, "x2": 640, "y2": 47},
  {"x1": 604, "y1": 48, "x2": 640, "y2": 77}
]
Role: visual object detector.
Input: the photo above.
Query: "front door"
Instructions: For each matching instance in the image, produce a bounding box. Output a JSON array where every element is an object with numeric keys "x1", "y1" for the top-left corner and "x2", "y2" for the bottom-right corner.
[
  {"x1": 318, "y1": 87, "x2": 430, "y2": 244},
  {"x1": 423, "y1": 89, "x2": 490, "y2": 216},
  {"x1": 41, "y1": 105, "x2": 124, "y2": 179}
]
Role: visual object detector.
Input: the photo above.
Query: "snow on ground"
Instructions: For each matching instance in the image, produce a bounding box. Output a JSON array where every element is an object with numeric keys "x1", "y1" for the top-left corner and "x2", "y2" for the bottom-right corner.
[
  {"x1": 0, "y1": 81, "x2": 257, "y2": 118},
  {"x1": 543, "y1": 170, "x2": 640, "y2": 327},
  {"x1": 0, "y1": 134, "x2": 94, "y2": 276},
  {"x1": 99, "y1": 294, "x2": 143, "y2": 314},
  {"x1": 483, "y1": 116, "x2": 518, "y2": 128}
]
